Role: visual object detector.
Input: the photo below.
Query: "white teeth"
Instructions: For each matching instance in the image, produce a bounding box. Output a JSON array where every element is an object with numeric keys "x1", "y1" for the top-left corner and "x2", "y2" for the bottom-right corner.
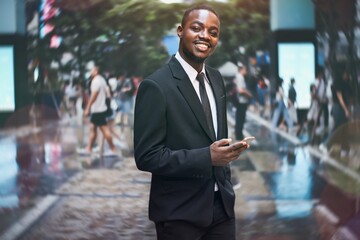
[{"x1": 196, "y1": 43, "x2": 209, "y2": 50}]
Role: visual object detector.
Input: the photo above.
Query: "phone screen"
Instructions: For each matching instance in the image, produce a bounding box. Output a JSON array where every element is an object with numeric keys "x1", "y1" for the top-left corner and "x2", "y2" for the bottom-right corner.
[{"x1": 243, "y1": 136, "x2": 255, "y2": 144}]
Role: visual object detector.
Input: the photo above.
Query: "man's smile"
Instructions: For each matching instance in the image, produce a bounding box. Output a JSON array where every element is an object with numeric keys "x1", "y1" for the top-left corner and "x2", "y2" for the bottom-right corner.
[{"x1": 194, "y1": 41, "x2": 211, "y2": 51}]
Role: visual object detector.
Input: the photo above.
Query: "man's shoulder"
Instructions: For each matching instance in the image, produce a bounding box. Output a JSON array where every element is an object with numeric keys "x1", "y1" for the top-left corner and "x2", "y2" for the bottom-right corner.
[
  {"x1": 91, "y1": 75, "x2": 106, "y2": 88},
  {"x1": 93, "y1": 75, "x2": 105, "y2": 83},
  {"x1": 205, "y1": 65, "x2": 220, "y2": 75},
  {"x1": 235, "y1": 72, "x2": 245, "y2": 82},
  {"x1": 204, "y1": 65, "x2": 222, "y2": 82},
  {"x1": 146, "y1": 64, "x2": 173, "y2": 82}
]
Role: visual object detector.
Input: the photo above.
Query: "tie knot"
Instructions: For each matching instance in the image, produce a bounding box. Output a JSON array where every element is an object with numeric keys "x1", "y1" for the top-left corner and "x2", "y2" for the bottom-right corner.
[{"x1": 196, "y1": 73, "x2": 205, "y2": 86}]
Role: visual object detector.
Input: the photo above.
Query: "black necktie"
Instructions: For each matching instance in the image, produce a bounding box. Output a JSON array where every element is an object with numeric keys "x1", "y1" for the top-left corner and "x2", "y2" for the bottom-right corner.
[{"x1": 196, "y1": 73, "x2": 215, "y2": 139}]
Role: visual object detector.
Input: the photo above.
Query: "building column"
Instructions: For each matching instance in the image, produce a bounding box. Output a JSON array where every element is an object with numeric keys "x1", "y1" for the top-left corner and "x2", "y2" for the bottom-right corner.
[
  {"x1": 0, "y1": 0, "x2": 29, "y2": 127},
  {"x1": 270, "y1": 0, "x2": 316, "y2": 110}
]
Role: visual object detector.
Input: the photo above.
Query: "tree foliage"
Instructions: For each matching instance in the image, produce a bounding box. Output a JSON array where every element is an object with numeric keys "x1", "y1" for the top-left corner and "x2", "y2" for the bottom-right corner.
[
  {"x1": 28, "y1": 0, "x2": 270, "y2": 85},
  {"x1": 201, "y1": 0, "x2": 270, "y2": 67}
]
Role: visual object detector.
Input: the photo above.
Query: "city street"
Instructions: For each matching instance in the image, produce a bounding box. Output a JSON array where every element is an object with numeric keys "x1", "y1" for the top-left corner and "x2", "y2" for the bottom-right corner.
[
  {"x1": 0, "y1": 110, "x2": 359, "y2": 240},
  {"x1": 1, "y1": 0, "x2": 359, "y2": 239}
]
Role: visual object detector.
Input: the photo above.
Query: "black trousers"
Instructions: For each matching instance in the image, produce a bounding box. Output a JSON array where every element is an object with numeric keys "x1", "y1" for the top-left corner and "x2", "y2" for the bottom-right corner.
[
  {"x1": 317, "y1": 103, "x2": 329, "y2": 128},
  {"x1": 235, "y1": 103, "x2": 248, "y2": 140},
  {"x1": 155, "y1": 192, "x2": 235, "y2": 240}
]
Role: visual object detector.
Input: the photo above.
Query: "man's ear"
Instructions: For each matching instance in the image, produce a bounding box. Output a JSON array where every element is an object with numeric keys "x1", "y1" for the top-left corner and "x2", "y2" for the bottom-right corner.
[{"x1": 177, "y1": 25, "x2": 183, "y2": 38}]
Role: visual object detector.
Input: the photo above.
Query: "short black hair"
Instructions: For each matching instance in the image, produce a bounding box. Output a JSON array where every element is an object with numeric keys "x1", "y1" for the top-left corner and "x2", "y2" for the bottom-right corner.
[{"x1": 181, "y1": 4, "x2": 219, "y2": 27}]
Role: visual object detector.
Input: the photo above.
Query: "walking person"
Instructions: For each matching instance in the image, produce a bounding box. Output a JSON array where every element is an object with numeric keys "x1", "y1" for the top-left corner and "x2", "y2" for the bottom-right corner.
[
  {"x1": 271, "y1": 77, "x2": 294, "y2": 131},
  {"x1": 116, "y1": 73, "x2": 135, "y2": 127},
  {"x1": 288, "y1": 78, "x2": 298, "y2": 125},
  {"x1": 330, "y1": 69, "x2": 353, "y2": 131},
  {"x1": 257, "y1": 75, "x2": 269, "y2": 118},
  {"x1": 60, "y1": 80, "x2": 71, "y2": 117},
  {"x1": 314, "y1": 68, "x2": 329, "y2": 133},
  {"x1": 234, "y1": 63, "x2": 252, "y2": 140},
  {"x1": 77, "y1": 65, "x2": 117, "y2": 156},
  {"x1": 134, "y1": 4, "x2": 250, "y2": 239},
  {"x1": 319, "y1": 68, "x2": 354, "y2": 155},
  {"x1": 99, "y1": 76, "x2": 125, "y2": 153},
  {"x1": 303, "y1": 83, "x2": 319, "y2": 137}
]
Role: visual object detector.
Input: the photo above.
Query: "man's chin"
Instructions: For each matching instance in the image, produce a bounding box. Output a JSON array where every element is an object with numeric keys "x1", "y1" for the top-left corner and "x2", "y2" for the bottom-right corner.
[
  {"x1": 190, "y1": 52, "x2": 210, "y2": 63},
  {"x1": 192, "y1": 56, "x2": 207, "y2": 63},
  {"x1": 183, "y1": 49, "x2": 208, "y2": 64}
]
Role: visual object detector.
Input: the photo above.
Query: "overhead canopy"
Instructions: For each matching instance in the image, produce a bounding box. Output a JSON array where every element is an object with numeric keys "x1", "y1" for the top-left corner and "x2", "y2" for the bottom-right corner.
[{"x1": 217, "y1": 61, "x2": 238, "y2": 77}]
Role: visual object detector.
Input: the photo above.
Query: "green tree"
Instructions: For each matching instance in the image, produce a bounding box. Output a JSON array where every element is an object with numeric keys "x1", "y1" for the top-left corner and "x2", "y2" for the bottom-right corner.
[
  {"x1": 200, "y1": 0, "x2": 270, "y2": 68},
  {"x1": 29, "y1": 0, "x2": 270, "y2": 84},
  {"x1": 100, "y1": 0, "x2": 185, "y2": 76}
]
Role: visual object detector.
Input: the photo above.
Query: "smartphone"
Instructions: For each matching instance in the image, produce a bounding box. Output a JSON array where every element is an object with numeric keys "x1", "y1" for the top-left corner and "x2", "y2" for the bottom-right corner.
[{"x1": 242, "y1": 136, "x2": 256, "y2": 144}]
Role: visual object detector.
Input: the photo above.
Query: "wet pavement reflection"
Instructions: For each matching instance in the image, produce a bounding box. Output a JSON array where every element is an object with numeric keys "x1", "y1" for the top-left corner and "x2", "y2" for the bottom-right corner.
[
  {"x1": 0, "y1": 125, "x2": 79, "y2": 236},
  {"x1": 0, "y1": 112, "x2": 359, "y2": 240}
]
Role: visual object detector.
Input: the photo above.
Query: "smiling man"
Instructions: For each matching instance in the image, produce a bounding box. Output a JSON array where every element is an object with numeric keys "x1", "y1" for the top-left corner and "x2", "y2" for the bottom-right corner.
[{"x1": 134, "y1": 4, "x2": 249, "y2": 239}]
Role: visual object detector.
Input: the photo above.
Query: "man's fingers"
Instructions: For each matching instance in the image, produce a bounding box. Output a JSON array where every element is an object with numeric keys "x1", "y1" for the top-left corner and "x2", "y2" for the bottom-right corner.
[{"x1": 216, "y1": 138, "x2": 232, "y2": 147}]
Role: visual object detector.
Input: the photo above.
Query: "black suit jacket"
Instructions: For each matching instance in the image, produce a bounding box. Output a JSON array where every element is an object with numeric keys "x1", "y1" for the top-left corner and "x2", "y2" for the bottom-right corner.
[{"x1": 134, "y1": 56, "x2": 235, "y2": 227}]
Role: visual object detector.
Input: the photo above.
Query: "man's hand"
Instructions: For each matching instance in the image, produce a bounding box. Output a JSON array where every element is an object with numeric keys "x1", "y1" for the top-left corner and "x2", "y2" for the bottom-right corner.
[{"x1": 210, "y1": 138, "x2": 249, "y2": 166}]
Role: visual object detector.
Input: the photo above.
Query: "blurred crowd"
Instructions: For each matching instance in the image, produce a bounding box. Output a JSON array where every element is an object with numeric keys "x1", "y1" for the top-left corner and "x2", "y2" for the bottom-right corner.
[
  {"x1": 228, "y1": 59, "x2": 359, "y2": 162},
  {"x1": 57, "y1": 58, "x2": 359, "y2": 162},
  {"x1": 60, "y1": 70, "x2": 141, "y2": 126}
]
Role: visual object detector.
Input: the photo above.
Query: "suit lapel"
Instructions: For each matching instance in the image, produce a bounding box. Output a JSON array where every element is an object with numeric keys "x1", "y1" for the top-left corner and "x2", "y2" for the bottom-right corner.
[
  {"x1": 169, "y1": 58, "x2": 227, "y2": 185},
  {"x1": 169, "y1": 58, "x2": 216, "y2": 141}
]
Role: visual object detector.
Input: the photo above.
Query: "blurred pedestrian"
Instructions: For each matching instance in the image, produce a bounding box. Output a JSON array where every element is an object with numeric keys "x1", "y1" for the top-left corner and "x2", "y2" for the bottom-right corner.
[
  {"x1": 116, "y1": 73, "x2": 135, "y2": 127},
  {"x1": 77, "y1": 65, "x2": 117, "y2": 156},
  {"x1": 113, "y1": 73, "x2": 125, "y2": 124},
  {"x1": 314, "y1": 68, "x2": 329, "y2": 133},
  {"x1": 60, "y1": 80, "x2": 70, "y2": 117},
  {"x1": 288, "y1": 78, "x2": 298, "y2": 124},
  {"x1": 134, "y1": 4, "x2": 250, "y2": 239},
  {"x1": 330, "y1": 68, "x2": 353, "y2": 132},
  {"x1": 99, "y1": 75, "x2": 125, "y2": 152},
  {"x1": 307, "y1": 83, "x2": 319, "y2": 123},
  {"x1": 304, "y1": 83, "x2": 319, "y2": 137},
  {"x1": 257, "y1": 75, "x2": 269, "y2": 118},
  {"x1": 319, "y1": 68, "x2": 354, "y2": 155},
  {"x1": 234, "y1": 63, "x2": 252, "y2": 140},
  {"x1": 271, "y1": 77, "x2": 294, "y2": 131},
  {"x1": 247, "y1": 55, "x2": 260, "y2": 112}
]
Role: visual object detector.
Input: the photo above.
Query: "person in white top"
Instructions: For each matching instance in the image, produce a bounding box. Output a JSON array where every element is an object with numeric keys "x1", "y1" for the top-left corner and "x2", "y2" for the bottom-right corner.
[
  {"x1": 78, "y1": 66, "x2": 116, "y2": 156},
  {"x1": 271, "y1": 77, "x2": 293, "y2": 130},
  {"x1": 315, "y1": 68, "x2": 329, "y2": 131},
  {"x1": 233, "y1": 63, "x2": 252, "y2": 140}
]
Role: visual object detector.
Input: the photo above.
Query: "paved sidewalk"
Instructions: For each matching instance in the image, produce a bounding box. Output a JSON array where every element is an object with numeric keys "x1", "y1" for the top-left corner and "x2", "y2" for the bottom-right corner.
[{"x1": 0, "y1": 112, "x2": 359, "y2": 239}]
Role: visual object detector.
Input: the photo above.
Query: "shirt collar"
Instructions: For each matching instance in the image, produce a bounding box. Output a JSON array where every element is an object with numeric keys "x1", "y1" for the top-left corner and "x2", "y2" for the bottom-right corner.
[{"x1": 175, "y1": 52, "x2": 206, "y2": 83}]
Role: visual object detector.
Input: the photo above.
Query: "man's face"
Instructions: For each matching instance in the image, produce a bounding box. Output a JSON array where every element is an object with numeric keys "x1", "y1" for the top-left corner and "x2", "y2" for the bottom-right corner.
[{"x1": 177, "y1": 9, "x2": 220, "y2": 64}]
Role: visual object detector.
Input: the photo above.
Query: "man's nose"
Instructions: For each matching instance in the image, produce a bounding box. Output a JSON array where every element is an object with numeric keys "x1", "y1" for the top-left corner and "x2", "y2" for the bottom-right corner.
[{"x1": 199, "y1": 30, "x2": 210, "y2": 39}]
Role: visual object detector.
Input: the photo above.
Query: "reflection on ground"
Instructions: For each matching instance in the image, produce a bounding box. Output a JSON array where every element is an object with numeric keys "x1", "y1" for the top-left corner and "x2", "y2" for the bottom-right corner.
[{"x1": 0, "y1": 112, "x2": 359, "y2": 240}]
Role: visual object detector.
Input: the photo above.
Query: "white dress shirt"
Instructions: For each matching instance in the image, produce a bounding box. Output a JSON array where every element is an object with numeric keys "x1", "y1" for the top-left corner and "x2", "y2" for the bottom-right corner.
[
  {"x1": 175, "y1": 52, "x2": 219, "y2": 191},
  {"x1": 175, "y1": 52, "x2": 218, "y2": 138}
]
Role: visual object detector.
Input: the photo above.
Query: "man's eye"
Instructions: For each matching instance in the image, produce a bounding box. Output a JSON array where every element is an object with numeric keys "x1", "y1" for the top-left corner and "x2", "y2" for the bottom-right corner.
[
  {"x1": 192, "y1": 26, "x2": 201, "y2": 31},
  {"x1": 210, "y1": 31, "x2": 218, "y2": 37}
]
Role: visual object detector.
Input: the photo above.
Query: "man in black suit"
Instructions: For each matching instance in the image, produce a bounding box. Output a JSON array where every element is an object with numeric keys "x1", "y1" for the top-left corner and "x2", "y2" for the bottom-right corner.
[{"x1": 134, "y1": 4, "x2": 249, "y2": 239}]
